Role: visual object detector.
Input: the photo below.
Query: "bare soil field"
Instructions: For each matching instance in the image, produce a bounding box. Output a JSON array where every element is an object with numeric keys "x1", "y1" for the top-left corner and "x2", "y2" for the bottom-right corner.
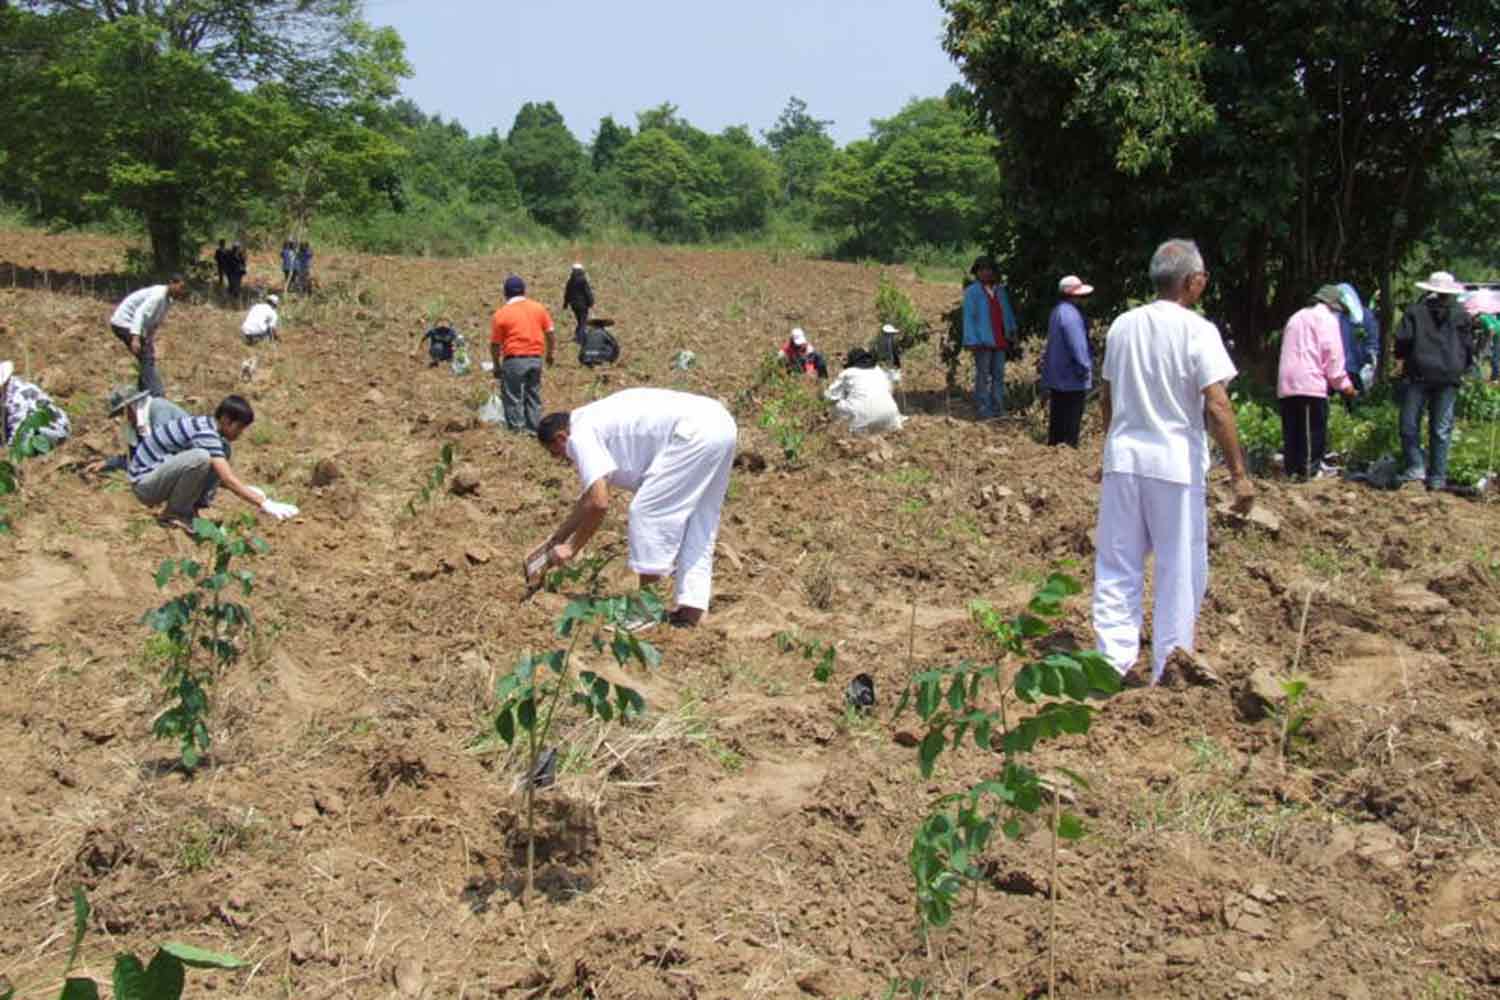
[{"x1": 0, "y1": 229, "x2": 1497, "y2": 999}]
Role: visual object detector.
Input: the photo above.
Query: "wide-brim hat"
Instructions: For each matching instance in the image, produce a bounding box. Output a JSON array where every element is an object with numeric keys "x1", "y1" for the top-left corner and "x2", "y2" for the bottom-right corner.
[
  {"x1": 1415, "y1": 270, "x2": 1465, "y2": 295},
  {"x1": 0, "y1": 360, "x2": 12, "y2": 385},
  {"x1": 586, "y1": 316, "x2": 615, "y2": 328},
  {"x1": 108, "y1": 384, "x2": 150, "y2": 415},
  {"x1": 1312, "y1": 285, "x2": 1345, "y2": 309},
  {"x1": 1058, "y1": 274, "x2": 1094, "y2": 296}
]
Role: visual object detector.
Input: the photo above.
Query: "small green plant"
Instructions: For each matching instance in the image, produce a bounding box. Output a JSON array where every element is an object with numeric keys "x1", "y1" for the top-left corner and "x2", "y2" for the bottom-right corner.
[
  {"x1": 874, "y1": 274, "x2": 930, "y2": 355},
  {"x1": 894, "y1": 572, "x2": 1120, "y2": 994},
  {"x1": 0, "y1": 401, "x2": 61, "y2": 533},
  {"x1": 144, "y1": 516, "x2": 267, "y2": 771},
  {"x1": 748, "y1": 354, "x2": 826, "y2": 465},
  {"x1": 774, "y1": 630, "x2": 837, "y2": 682},
  {"x1": 404, "y1": 442, "x2": 455, "y2": 518},
  {"x1": 1266, "y1": 676, "x2": 1315, "y2": 766},
  {"x1": 542, "y1": 546, "x2": 618, "y2": 594},
  {"x1": 0, "y1": 886, "x2": 244, "y2": 1000},
  {"x1": 488, "y1": 570, "x2": 661, "y2": 905}
]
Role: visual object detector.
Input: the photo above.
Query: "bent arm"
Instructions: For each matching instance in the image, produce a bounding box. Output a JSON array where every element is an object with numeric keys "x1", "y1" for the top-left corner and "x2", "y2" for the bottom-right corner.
[
  {"x1": 209, "y1": 457, "x2": 265, "y2": 506},
  {"x1": 549, "y1": 478, "x2": 610, "y2": 551}
]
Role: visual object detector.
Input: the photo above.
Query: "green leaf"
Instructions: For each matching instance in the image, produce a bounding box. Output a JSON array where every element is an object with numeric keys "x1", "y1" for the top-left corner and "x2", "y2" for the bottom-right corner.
[
  {"x1": 945, "y1": 675, "x2": 966, "y2": 711},
  {"x1": 67, "y1": 886, "x2": 90, "y2": 973},
  {"x1": 59, "y1": 979, "x2": 101, "y2": 1000},
  {"x1": 158, "y1": 942, "x2": 247, "y2": 969},
  {"x1": 1014, "y1": 664, "x2": 1042, "y2": 703},
  {"x1": 154, "y1": 560, "x2": 176, "y2": 589},
  {"x1": 918, "y1": 728, "x2": 945, "y2": 779},
  {"x1": 1056, "y1": 813, "x2": 1086, "y2": 841},
  {"x1": 812, "y1": 646, "x2": 835, "y2": 683},
  {"x1": 1015, "y1": 614, "x2": 1050, "y2": 638},
  {"x1": 1001, "y1": 817, "x2": 1023, "y2": 840},
  {"x1": 517, "y1": 697, "x2": 536, "y2": 732},
  {"x1": 494, "y1": 706, "x2": 515, "y2": 745},
  {"x1": 112, "y1": 952, "x2": 150, "y2": 1000},
  {"x1": 1039, "y1": 663, "x2": 1062, "y2": 697},
  {"x1": 615, "y1": 684, "x2": 645, "y2": 718}
]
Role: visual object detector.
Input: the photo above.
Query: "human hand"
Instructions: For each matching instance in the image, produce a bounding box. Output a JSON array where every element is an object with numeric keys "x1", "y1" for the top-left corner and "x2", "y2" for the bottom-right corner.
[
  {"x1": 1230, "y1": 476, "x2": 1255, "y2": 514},
  {"x1": 1341, "y1": 384, "x2": 1358, "y2": 398},
  {"x1": 245, "y1": 485, "x2": 267, "y2": 505},
  {"x1": 549, "y1": 542, "x2": 574, "y2": 566},
  {"x1": 546, "y1": 353, "x2": 554, "y2": 367},
  {"x1": 260, "y1": 499, "x2": 299, "y2": 520}
]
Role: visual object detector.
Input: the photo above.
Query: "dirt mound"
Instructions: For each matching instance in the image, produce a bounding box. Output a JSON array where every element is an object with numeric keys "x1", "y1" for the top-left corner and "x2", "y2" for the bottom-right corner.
[{"x1": 1, "y1": 229, "x2": 1498, "y2": 997}]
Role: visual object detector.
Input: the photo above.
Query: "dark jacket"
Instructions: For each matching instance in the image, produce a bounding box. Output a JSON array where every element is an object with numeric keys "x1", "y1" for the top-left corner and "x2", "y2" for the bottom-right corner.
[
  {"x1": 1394, "y1": 298, "x2": 1472, "y2": 386},
  {"x1": 563, "y1": 272, "x2": 594, "y2": 311}
]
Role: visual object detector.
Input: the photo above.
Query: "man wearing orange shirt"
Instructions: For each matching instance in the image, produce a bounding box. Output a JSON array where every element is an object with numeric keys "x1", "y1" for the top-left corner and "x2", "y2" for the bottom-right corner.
[{"x1": 489, "y1": 274, "x2": 556, "y2": 433}]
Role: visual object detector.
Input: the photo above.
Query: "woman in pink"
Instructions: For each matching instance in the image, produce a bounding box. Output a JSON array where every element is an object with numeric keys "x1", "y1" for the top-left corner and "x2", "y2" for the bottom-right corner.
[{"x1": 1277, "y1": 285, "x2": 1357, "y2": 479}]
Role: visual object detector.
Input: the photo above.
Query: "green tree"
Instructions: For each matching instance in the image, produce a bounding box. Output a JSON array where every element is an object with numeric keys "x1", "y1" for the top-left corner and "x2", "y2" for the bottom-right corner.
[
  {"x1": 505, "y1": 100, "x2": 587, "y2": 234},
  {"x1": 814, "y1": 96, "x2": 999, "y2": 259},
  {"x1": 765, "y1": 96, "x2": 836, "y2": 203},
  {"x1": 591, "y1": 115, "x2": 632, "y2": 172},
  {"x1": 0, "y1": 1, "x2": 409, "y2": 270},
  {"x1": 943, "y1": 0, "x2": 1500, "y2": 350},
  {"x1": 613, "y1": 128, "x2": 705, "y2": 239}
]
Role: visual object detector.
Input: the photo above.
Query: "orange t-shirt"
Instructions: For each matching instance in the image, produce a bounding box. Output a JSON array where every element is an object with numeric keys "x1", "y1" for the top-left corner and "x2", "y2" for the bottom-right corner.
[{"x1": 489, "y1": 298, "x2": 554, "y2": 357}]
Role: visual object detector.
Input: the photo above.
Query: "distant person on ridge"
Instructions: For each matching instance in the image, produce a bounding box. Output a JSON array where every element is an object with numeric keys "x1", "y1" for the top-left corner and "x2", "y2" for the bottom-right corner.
[
  {"x1": 489, "y1": 274, "x2": 555, "y2": 433},
  {"x1": 562, "y1": 263, "x2": 594, "y2": 344},
  {"x1": 778, "y1": 328, "x2": 826, "y2": 378},
  {"x1": 280, "y1": 240, "x2": 296, "y2": 289},
  {"x1": 213, "y1": 239, "x2": 229, "y2": 290},
  {"x1": 296, "y1": 241, "x2": 314, "y2": 291},
  {"x1": 1040, "y1": 274, "x2": 1095, "y2": 447},
  {"x1": 1394, "y1": 270, "x2": 1473, "y2": 490},
  {"x1": 961, "y1": 255, "x2": 1018, "y2": 420},
  {"x1": 109, "y1": 276, "x2": 187, "y2": 398}
]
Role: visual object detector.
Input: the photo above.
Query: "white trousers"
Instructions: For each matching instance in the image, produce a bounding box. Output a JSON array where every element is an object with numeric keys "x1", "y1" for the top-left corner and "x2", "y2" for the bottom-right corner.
[
  {"x1": 627, "y1": 404, "x2": 738, "y2": 610},
  {"x1": 1092, "y1": 472, "x2": 1208, "y2": 680}
]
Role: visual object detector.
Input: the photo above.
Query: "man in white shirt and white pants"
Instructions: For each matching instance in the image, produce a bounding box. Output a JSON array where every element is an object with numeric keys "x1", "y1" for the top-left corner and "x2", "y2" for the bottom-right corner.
[
  {"x1": 535, "y1": 389, "x2": 738, "y2": 628},
  {"x1": 1093, "y1": 238, "x2": 1255, "y2": 684},
  {"x1": 241, "y1": 294, "x2": 280, "y2": 343}
]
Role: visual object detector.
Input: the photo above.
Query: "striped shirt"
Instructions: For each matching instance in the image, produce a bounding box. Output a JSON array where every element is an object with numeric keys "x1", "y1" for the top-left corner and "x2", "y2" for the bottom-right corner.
[{"x1": 127, "y1": 415, "x2": 229, "y2": 483}]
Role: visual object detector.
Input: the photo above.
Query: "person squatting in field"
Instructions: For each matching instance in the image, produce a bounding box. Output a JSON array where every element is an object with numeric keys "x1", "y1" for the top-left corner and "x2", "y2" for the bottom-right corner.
[
  {"x1": 779, "y1": 328, "x2": 827, "y2": 378},
  {"x1": 534, "y1": 388, "x2": 738, "y2": 628},
  {"x1": 1092, "y1": 238, "x2": 1254, "y2": 685},
  {"x1": 127, "y1": 394, "x2": 298, "y2": 532},
  {"x1": 490, "y1": 274, "x2": 556, "y2": 433},
  {"x1": 93, "y1": 384, "x2": 190, "y2": 474},
  {"x1": 824, "y1": 348, "x2": 904, "y2": 434},
  {"x1": 1276, "y1": 285, "x2": 1356, "y2": 480},
  {"x1": 0, "y1": 360, "x2": 70, "y2": 449},
  {"x1": 241, "y1": 293, "x2": 280, "y2": 344},
  {"x1": 109, "y1": 277, "x2": 187, "y2": 398}
]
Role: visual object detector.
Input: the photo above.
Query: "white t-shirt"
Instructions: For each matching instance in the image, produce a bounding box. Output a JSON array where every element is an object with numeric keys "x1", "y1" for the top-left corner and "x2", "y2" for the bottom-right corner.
[
  {"x1": 241, "y1": 303, "x2": 278, "y2": 339},
  {"x1": 824, "y1": 367, "x2": 904, "y2": 433},
  {"x1": 567, "y1": 388, "x2": 725, "y2": 494},
  {"x1": 110, "y1": 285, "x2": 171, "y2": 337},
  {"x1": 1101, "y1": 299, "x2": 1236, "y2": 487}
]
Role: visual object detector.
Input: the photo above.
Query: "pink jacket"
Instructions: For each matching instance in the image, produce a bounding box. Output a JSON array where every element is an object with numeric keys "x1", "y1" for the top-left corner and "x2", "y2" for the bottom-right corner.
[{"x1": 1277, "y1": 303, "x2": 1351, "y2": 399}]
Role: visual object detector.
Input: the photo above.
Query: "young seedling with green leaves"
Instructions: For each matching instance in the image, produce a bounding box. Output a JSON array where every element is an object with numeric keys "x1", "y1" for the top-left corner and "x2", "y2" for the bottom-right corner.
[
  {"x1": 1266, "y1": 676, "x2": 1315, "y2": 768},
  {"x1": 774, "y1": 629, "x2": 837, "y2": 683},
  {"x1": 893, "y1": 572, "x2": 1121, "y2": 993},
  {"x1": 488, "y1": 574, "x2": 663, "y2": 905},
  {"x1": 0, "y1": 401, "x2": 62, "y2": 533},
  {"x1": 404, "y1": 442, "x2": 455, "y2": 518},
  {"x1": 144, "y1": 515, "x2": 267, "y2": 771},
  {"x1": 0, "y1": 887, "x2": 244, "y2": 1000}
]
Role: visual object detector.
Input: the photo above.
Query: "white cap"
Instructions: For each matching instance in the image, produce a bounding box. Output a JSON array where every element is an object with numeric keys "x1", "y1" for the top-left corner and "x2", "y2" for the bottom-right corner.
[
  {"x1": 881, "y1": 323, "x2": 899, "y2": 334},
  {"x1": 267, "y1": 293, "x2": 280, "y2": 306},
  {"x1": 572, "y1": 262, "x2": 584, "y2": 270},
  {"x1": 0, "y1": 360, "x2": 12, "y2": 385},
  {"x1": 790, "y1": 328, "x2": 808, "y2": 346},
  {"x1": 1058, "y1": 275, "x2": 1094, "y2": 296}
]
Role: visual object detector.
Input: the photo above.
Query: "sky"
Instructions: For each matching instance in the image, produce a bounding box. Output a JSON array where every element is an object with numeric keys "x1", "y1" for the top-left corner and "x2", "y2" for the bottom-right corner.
[{"x1": 364, "y1": 0, "x2": 963, "y2": 146}]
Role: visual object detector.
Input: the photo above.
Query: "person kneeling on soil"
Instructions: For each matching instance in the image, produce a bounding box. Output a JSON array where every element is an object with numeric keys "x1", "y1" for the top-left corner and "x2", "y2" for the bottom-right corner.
[
  {"x1": 778, "y1": 328, "x2": 827, "y2": 378},
  {"x1": 127, "y1": 394, "x2": 298, "y2": 531},
  {"x1": 578, "y1": 318, "x2": 621, "y2": 368},
  {"x1": 1, "y1": 360, "x2": 70, "y2": 450},
  {"x1": 241, "y1": 294, "x2": 280, "y2": 344},
  {"x1": 417, "y1": 320, "x2": 460, "y2": 367},
  {"x1": 533, "y1": 388, "x2": 738, "y2": 629},
  {"x1": 825, "y1": 348, "x2": 904, "y2": 434}
]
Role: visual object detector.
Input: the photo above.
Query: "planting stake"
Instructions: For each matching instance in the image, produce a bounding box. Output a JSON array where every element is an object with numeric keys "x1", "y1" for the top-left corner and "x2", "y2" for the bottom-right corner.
[{"x1": 1049, "y1": 788, "x2": 1059, "y2": 998}]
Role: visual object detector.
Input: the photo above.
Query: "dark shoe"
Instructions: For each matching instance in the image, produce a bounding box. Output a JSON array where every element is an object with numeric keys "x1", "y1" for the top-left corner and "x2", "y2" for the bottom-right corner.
[{"x1": 667, "y1": 609, "x2": 700, "y2": 629}]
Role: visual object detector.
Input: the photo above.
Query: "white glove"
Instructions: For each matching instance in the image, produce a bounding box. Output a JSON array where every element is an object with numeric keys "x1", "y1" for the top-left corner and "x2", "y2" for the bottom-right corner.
[
  {"x1": 246, "y1": 486, "x2": 267, "y2": 505},
  {"x1": 260, "y1": 499, "x2": 299, "y2": 521}
]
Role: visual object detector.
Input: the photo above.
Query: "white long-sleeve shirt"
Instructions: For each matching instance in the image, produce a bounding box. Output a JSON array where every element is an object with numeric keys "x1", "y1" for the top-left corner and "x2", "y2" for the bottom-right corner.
[
  {"x1": 241, "y1": 303, "x2": 279, "y2": 340},
  {"x1": 825, "y1": 366, "x2": 904, "y2": 433},
  {"x1": 110, "y1": 285, "x2": 171, "y2": 338}
]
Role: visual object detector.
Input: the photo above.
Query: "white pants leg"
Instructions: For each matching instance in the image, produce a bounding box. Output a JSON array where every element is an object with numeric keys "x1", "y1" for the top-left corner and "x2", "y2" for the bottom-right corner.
[
  {"x1": 1093, "y1": 473, "x2": 1149, "y2": 674},
  {"x1": 1092, "y1": 473, "x2": 1207, "y2": 680},
  {"x1": 627, "y1": 404, "x2": 738, "y2": 611}
]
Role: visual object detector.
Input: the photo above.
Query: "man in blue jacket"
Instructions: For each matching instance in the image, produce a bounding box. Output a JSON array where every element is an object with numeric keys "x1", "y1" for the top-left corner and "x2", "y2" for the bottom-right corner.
[
  {"x1": 961, "y1": 255, "x2": 1018, "y2": 420},
  {"x1": 1041, "y1": 274, "x2": 1094, "y2": 446}
]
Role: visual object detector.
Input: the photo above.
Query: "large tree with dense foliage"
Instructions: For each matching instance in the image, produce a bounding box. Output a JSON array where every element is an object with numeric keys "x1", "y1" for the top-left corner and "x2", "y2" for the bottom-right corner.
[
  {"x1": 504, "y1": 101, "x2": 587, "y2": 234},
  {"x1": 0, "y1": 0, "x2": 409, "y2": 270},
  {"x1": 942, "y1": 0, "x2": 1500, "y2": 347},
  {"x1": 814, "y1": 95, "x2": 999, "y2": 259},
  {"x1": 764, "y1": 96, "x2": 836, "y2": 204}
]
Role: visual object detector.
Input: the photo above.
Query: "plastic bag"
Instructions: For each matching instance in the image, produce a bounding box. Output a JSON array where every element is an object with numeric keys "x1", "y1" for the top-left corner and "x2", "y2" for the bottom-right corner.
[{"x1": 478, "y1": 392, "x2": 505, "y2": 425}]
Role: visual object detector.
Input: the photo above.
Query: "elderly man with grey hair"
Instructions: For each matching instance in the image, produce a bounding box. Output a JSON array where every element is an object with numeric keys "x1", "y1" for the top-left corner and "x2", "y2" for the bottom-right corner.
[{"x1": 1092, "y1": 238, "x2": 1254, "y2": 685}]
